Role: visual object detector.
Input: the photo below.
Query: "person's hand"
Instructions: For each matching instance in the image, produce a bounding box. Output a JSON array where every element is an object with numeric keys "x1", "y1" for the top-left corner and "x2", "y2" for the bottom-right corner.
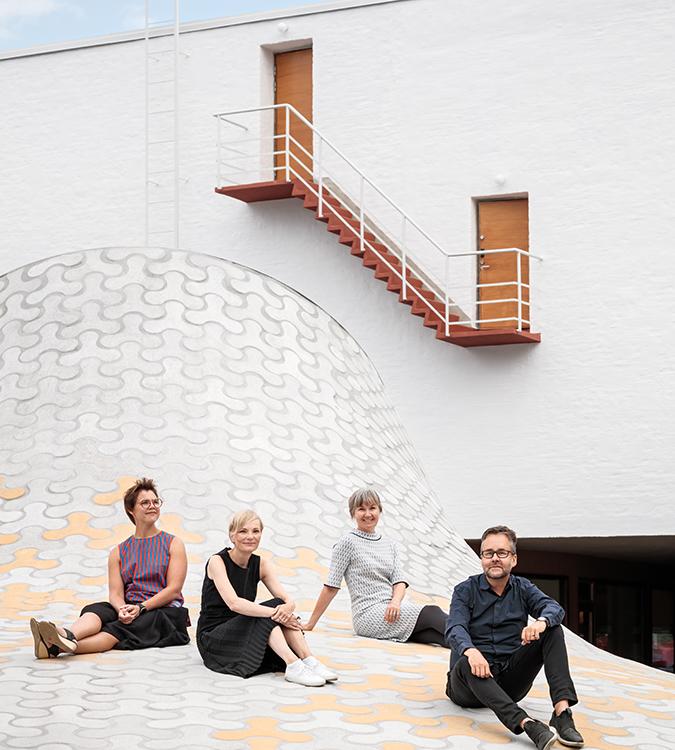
[
  {"x1": 384, "y1": 600, "x2": 401, "y2": 623},
  {"x1": 271, "y1": 604, "x2": 299, "y2": 628},
  {"x1": 297, "y1": 620, "x2": 314, "y2": 632},
  {"x1": 271, "y1": 610, "x2": 302, "y2": 630},
  {"x1": 465, "y1": 648, "x2": 492, "y2": 678},
  {"x1": 118, "y1": 604, "x2": 140, "y2": 624},
  {"x1": 277, "y1": 601, "x2": 296, "y2": 617},
  {"x1": 521, "y1": 620, "x2": 546, "y2": 644}
]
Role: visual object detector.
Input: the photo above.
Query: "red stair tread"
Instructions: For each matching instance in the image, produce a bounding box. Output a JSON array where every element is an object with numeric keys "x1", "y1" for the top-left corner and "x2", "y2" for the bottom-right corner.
[
  {"x1": 215, "y1": 181, "x2": 294, "y2": 202},
  {"x1": 439, "y1": 329, "x2": 542, "y2": 346}
]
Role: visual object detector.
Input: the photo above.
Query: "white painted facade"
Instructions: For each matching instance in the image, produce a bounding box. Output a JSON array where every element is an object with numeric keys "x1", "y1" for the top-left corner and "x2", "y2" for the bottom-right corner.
[{"x1": 1, "y1": 0, "x2": 673, "y2": 539}]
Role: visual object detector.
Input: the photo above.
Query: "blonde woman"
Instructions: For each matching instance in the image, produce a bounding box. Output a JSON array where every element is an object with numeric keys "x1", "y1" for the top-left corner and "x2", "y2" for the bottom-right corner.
[
  {"x1": 303, "y1": 488, "x2": 448, "y2": 645},
  {"x1": 197, "y1": 510, "x2": 336, "y2": 686},
  {"x1": 30, "y1": 478, "x2": 189, "y2": 658}
]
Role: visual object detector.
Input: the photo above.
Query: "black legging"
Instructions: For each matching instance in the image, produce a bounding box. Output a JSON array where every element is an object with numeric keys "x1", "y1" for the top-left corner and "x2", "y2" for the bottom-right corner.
[{"x1": 407, "y1": 605, "x2": 448, "y2": 646}]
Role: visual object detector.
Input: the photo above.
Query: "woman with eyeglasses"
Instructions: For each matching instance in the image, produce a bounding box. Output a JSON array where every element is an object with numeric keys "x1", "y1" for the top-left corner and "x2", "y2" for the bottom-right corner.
[
  {"x1": 302, "y1": 488, "x2": 448, "y2": 647},
  {"x1": 29, "y1": 478, "x2": 190, "y2": 658}
]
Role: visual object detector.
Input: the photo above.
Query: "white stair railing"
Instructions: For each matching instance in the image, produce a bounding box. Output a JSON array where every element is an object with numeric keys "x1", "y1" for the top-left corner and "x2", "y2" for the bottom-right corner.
[{"x1": 214, "y1": 104, "x2": 542, "y2": 334}]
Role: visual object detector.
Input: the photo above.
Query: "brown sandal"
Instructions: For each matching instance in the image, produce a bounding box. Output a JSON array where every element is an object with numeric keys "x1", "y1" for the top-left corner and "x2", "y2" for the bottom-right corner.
[
  {"x1": 37, "y1": 621, "x2": 77, "y2": 654},
  {"x1": 30, "y1": 618, "x2": 60, "y2": 658}
]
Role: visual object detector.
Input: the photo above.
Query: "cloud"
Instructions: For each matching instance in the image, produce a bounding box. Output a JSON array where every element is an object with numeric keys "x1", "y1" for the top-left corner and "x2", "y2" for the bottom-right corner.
[
  {"x1": 0, "y1": 0, "x2": 80, "y2": 39},
  {"x1": 120, "y1": 2, "x2": 146, "y2": 31},
  {"x1": 120, "y1": 1, "x2": 175, "y2": 32}
]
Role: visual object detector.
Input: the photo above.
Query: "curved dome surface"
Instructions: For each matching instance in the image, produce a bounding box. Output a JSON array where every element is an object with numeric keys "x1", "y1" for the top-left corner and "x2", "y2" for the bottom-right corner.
[{"x1": 0, "y1": 248, "x2": 673, "y2": 749}]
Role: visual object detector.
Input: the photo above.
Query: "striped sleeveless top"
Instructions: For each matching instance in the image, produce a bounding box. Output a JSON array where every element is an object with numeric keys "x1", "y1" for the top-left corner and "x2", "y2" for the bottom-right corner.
[{"x1": 118, "y1": 530, "x2": 184, "y2": 606}]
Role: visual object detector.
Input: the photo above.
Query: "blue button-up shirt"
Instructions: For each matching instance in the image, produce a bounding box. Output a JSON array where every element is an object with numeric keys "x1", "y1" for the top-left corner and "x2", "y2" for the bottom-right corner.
[{"x1": 445, "y1": 574, "x2": 565, "y2": 670}]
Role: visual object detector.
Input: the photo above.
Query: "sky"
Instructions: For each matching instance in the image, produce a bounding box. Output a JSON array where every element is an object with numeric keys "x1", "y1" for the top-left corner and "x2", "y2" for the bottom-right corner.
[{"x1": 0, "y1": 0, "x2": 327, "y2": 52}]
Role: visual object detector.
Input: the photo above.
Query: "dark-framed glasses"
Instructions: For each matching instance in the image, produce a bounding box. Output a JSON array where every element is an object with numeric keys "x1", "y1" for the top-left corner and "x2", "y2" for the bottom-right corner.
[
  {"x1": 139, "y1": 497, "x2": 164, "y2": 509},
  {"x1": 479, "y1": 549, "x2": 512, "y2": 559}
]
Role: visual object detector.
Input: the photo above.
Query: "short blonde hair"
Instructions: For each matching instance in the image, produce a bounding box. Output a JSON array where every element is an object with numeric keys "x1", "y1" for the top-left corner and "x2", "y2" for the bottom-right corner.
[
  {"x1": 348, "y1": 488, "x2": 382, "y2": 517},
  {"x1": 228, "y1": 510, "x2": 264, "y2": 536}
]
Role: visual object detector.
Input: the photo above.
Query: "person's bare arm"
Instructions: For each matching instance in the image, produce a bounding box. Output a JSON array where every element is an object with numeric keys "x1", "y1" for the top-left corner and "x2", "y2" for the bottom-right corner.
[
  {"x1": 209, "y1": 555, "x2": 281, "y2": 618},
  {"x1": 107, "y1": 547, "x2": 126, "y2": 613},
  {"x1": 300, "y1": 585, "x2": 339, "y2": 630},
  {"x1": 259, "y1": 557, "x2": 301, "y2": 629}
]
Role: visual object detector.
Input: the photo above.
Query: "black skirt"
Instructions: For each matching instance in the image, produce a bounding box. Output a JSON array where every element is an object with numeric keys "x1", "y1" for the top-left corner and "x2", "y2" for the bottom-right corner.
[
  {"x1": 197, "y1": 597, "x2": 286, "y2": 677},
  {"x1": 81, "y1": 602, "x2": 190, "y2": 650}
]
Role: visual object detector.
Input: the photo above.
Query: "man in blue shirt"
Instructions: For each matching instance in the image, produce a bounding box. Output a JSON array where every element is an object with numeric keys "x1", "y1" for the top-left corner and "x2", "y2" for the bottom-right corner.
[{"x1": 446, "y1": 526, "x2": 584, "y2": 750}]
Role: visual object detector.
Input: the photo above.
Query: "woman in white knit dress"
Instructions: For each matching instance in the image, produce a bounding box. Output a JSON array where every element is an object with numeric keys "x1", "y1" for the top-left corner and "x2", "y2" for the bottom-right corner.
[{"x1": 302, "y1": 489, "x2": 448, "y2": 645}]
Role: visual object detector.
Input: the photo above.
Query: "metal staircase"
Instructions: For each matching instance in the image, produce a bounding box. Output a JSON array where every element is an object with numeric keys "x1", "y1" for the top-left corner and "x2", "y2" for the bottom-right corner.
[{"x1": 212, "y1": 104, "x2": 541, "y2": 347}]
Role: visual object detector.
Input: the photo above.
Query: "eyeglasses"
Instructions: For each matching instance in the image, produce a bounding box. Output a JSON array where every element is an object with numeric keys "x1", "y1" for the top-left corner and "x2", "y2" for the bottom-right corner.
[
  {"x1": 138, "y1": 497, "x2": 164, "y2": 509},
  {"x1": 479, "y1": 549, "x2": 513, "y2": 559}
]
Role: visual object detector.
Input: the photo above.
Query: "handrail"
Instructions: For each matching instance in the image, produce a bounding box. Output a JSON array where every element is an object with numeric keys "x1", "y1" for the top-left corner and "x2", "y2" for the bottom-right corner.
[
  {"x1": 214, "y1": 104, "x2": 453, "y2": 261},
  {"x1": 213, "y1": 103, "x2": 542, "y2": 334}
]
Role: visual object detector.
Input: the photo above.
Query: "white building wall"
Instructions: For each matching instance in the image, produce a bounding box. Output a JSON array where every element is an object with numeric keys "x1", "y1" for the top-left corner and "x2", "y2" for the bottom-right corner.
[{"x1": 1, "y1": 0, "x2": 673, "y2": 538}]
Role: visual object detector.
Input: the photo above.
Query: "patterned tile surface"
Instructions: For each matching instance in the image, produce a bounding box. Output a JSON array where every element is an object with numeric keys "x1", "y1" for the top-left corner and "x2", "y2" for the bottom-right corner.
[{"x1": 1, "y1": 248, "x2": 673, "y2": 748}]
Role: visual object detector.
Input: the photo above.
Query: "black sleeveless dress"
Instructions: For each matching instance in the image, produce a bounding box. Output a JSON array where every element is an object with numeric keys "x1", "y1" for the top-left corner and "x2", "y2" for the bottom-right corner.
[{"x1": 197, "y1": 548, "x2": 286, "y2": 677}]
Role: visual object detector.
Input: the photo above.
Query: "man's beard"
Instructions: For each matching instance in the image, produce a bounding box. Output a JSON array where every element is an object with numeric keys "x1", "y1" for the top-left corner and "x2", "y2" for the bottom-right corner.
[{"x1": 486, "y1": 565, "x2": 507, "y2": 579}]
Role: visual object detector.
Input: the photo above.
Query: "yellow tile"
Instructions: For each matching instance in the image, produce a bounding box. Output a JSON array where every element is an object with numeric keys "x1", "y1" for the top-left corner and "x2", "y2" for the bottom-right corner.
[
  {"x1": 0, "y1": 548, "x2": 58, "y2": 574},
  {"x1": 415, "y1": 716, "x2": 510, "y2": 743},
  {"x1": 280, "y1": 695, "x2": 370, "y2": 715},
  {"x1": 0, "y1": 584, "x2": 91, "y2": 618},
  {"x1": 582, "y1": 695, "x2": 668, "y2": 719},
  {"x1": 345, "y1": 702, "x2": 438, "y2": 726},
  {"x1": 570, "y1": 713, "x2": 631, "y2": 749},
  {"x1": 270, "y1": 548, "x2": 329, "y2": 578},
  {"x1": 93, "y1": 476, "x2": 138, "y2": 505},
  {"x1": 157, "y1": 514, "x2": 204, "y2": 544},
  {"x1": 213, "y1": 718, "x2": 313, "y2": 748},
  {"x1": 43, "y1": 512, "x2": 112, "y2": 541},
  {"x1": 0, "y1": 476, "x2": 26, "y2": 501}
]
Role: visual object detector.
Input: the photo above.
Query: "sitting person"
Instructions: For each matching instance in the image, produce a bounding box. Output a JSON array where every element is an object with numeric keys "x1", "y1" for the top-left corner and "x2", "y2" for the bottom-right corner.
[
  {"x1": 302, "y1": 488, "x2": 448, "y2": 646},
  {"x1": 197, "y1": 510, "x2": 336, "y2": 687},
  {"x1": 30, "y1": 478, "x2": 190, "y2": 658},
  {"x1": 446, "y1": 525, "x2": 584, "y2": 750}
]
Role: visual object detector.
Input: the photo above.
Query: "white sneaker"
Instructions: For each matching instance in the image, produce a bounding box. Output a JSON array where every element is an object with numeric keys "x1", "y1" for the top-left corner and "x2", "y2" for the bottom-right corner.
[
  {"x1": 303, "y1": 655, "x2": 338, "y2": 682},
  {"x1": 285, "y1": 660, "x2": 325, "y2": 687}
]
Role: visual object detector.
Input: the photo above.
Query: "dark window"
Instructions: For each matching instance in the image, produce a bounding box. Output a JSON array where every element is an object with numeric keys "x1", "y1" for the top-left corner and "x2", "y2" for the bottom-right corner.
[
  {"x1": 520, "y1": 574, "x2": 567, "y2": 625},
  {"x1": 652, "y1": 589, "x2": 674, "y2": 672},
  {"x1": 579, "y1": 579, "x2": 644, "y2": 663}
]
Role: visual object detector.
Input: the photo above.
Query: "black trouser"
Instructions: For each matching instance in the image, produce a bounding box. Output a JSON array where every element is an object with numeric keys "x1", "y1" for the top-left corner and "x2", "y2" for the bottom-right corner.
[
  {"x1": 407, "y1": 605, "x2": 448, "y2": 646},
  {"x1": 446, "y1": 625, "x2": 578, "y2": 734}
]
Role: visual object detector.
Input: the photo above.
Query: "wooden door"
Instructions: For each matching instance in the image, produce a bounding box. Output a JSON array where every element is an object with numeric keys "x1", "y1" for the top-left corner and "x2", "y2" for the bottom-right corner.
[
  {"x1": 477, "y1": 199, "x2": 529, "y2": 329},
  {"x1": 274, "y1": 49, "x2": 313, "y2": 183}
]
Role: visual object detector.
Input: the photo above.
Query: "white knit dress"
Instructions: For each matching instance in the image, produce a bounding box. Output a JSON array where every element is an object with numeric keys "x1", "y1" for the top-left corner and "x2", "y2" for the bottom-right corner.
[{"x1": 325, "y1": 529, "x2": 422, "y2": 641}]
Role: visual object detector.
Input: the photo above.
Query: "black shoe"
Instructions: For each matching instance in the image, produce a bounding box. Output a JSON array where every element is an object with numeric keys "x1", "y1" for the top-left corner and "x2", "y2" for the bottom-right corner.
[
  {"x1": 523, "y1": 719, "x2": 558, "y2": 750},
  {"x1": 550, "y1": 708, "x2": 584, "y2": 747}
]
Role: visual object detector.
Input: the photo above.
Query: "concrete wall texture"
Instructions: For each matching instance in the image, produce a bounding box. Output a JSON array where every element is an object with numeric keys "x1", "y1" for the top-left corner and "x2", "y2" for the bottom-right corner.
[{"x1": 1, "y1": 0, "x2": 673, "y2": 538}]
